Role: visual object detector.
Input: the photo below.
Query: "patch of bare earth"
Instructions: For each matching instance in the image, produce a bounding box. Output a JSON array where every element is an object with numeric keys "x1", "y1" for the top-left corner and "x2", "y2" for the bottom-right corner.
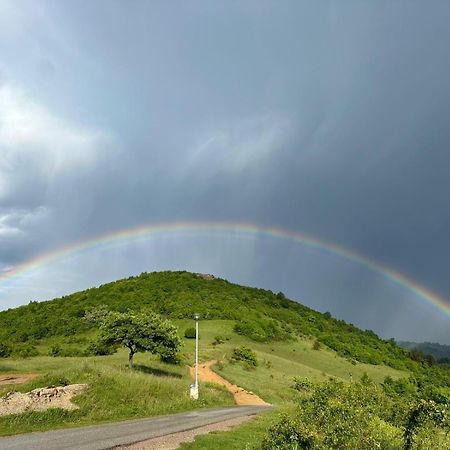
[
  {"x1": 190, "y1": 360, "x2": 270, "y2": 406},
  {"x1": 0, "y1": 384, "x2": 87, "y2": 416},
  {"x1": 0, "y1": 373, "x2": 38, "y2": 385}
]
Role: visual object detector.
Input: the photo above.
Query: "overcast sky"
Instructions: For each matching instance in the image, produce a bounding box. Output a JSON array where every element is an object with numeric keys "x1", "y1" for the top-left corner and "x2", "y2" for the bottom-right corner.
[{"x1": 1, "y1": 0, "x2": 450, "y2": 343}]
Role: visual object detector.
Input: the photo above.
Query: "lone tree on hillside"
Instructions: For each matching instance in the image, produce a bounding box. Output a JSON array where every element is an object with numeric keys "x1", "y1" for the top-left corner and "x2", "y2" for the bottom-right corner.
[{"x1": 97, "y1": 310, "x2": 181, "y2": 368}]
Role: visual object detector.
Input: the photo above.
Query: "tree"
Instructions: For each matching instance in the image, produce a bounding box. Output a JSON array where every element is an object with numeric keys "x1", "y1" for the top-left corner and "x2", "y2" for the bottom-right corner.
[{"x1": 98, "y1": 310, "x2": 181, "y2": 368}]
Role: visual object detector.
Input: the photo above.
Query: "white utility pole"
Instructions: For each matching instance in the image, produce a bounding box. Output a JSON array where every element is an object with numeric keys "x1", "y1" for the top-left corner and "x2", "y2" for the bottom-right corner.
[{"x1": 190, "y1": 313, "x2": 200, "y2": 400}]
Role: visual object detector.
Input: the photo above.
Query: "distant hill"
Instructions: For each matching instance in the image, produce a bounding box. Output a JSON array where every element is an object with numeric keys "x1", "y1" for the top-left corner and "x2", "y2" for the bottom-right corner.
[
  {"x1": 398, "y1": 340, "x2": 450, "y2": 362},
  {"x1": 0, "y1": 271, "x2": 413, "y2": 370}
]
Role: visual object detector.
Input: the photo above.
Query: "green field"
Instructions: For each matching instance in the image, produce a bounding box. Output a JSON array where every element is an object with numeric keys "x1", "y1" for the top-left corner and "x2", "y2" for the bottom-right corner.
[{"x1": 0, "y1": 319, "x2": 406, "y2": 436}]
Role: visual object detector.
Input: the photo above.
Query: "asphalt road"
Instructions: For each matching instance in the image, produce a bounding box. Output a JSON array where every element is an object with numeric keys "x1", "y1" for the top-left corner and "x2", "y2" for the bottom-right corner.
[{"x1": 0, "y1": 406, "x2": 270, "y2": 450}]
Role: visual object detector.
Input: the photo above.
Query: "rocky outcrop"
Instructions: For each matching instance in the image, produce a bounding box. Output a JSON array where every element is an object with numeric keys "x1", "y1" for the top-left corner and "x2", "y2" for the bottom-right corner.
[
  {"x1": 195, "y1": 273, "x2": 216, "y2": 280},
  {"x1": 0, "y1": 384, "x2": 87, "y2": 416}
]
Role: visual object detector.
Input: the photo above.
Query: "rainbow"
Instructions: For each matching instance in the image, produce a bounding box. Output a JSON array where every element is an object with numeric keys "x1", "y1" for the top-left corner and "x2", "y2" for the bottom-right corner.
[{"x1": 1, "y1": 221, "x2": 449, "y2": 317}]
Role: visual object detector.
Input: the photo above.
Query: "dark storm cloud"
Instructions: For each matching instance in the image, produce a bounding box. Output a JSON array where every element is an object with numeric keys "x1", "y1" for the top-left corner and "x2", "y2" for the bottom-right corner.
[{"x1": 1, "y1": 1, "x2": 450, "y2": 342}]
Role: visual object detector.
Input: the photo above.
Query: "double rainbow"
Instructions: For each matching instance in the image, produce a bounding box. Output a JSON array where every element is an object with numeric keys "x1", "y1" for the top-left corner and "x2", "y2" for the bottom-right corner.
[{"x1": 1, "y1": 221, "x2": 449, "y2": 317}]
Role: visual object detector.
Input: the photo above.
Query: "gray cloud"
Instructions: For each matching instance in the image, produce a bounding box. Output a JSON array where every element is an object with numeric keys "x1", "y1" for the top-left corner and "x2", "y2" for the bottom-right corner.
[{"x1": 1, "y1": 0, "x2": 450, "y2": 342}]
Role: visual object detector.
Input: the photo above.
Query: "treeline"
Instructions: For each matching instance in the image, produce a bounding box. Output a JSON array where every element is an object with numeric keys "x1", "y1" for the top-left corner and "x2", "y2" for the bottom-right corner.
[{"x1": 398, "y1": 341, "x2": 450, "y2": 366}]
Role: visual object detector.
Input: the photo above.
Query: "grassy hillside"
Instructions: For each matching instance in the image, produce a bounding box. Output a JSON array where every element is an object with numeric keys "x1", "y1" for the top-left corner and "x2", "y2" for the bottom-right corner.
[
  {"x1": 0, "y1": 319, "x2": 403, "y2": 436},
  {"x1": 0, "y1": 271, "x2": 413, "y2": 369}
]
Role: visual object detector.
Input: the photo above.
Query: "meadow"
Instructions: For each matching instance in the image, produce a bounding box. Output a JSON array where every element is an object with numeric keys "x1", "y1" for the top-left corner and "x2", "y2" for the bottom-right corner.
[
  {"x1": 0, "y1": 347, "x2": 233, "y2": 436},
  {"x1": 0, "y1": 319, "x2": 404, "y2": 438}
]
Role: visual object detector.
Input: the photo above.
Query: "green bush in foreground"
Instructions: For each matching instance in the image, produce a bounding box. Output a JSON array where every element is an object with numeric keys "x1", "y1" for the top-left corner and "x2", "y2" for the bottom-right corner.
[{"x1": 260, "y1": 377, "x2": 450, "y2": 450}]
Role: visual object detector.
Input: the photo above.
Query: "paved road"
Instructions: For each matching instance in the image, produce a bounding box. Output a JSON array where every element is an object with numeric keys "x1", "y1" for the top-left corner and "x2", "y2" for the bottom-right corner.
[{"x1": 0, "y1": 406, "x2": 270, "y2": 450}]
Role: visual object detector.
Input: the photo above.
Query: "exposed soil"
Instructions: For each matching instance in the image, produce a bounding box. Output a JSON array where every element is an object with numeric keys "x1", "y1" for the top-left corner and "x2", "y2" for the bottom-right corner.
[
  {"x1": 190, "y1": 360, "x2": 270, "y2": 406},
  {"x1": 0, "y1": 384, "x2": 87, "y2": 416},
  {"x1": 0, "y1": 373, "x2": 38, "y2": 385}
]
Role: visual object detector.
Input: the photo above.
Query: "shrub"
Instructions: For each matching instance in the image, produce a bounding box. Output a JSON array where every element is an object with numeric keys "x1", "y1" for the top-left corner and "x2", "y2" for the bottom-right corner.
[
  {"x1": 85, "y1": 341, "x2": 116, "y2": 356},
  {"x1": 234, "y1": 318, "x2": 291, "y2": 342},
  {"x1": 292, "y1": 377, "x2": 313, "y2": 392},
  {"x1": 312, "y1": 340, "x2": 321, "y2": 350},
  {"x1": 212, "y1": 335, "x2": 225, "y2": 345},
  {"x1": 231, "y1": 346, "x2": 258, "y2": 367},
  {"x1": 184, "y1": 327, "x2": 196, "y2": 339},
  {"x1": 15, "y1": 345, "x2": 39, "y2": 358},
  {"x1": 260, "y1": 380, "x2": 392, "y2": 449},
  {"x1": 0, "y1": 342, "x2": 12, "y2": 358},
  {"x1": 48, "y1": 345, "x2": 61, "y2": 357}
]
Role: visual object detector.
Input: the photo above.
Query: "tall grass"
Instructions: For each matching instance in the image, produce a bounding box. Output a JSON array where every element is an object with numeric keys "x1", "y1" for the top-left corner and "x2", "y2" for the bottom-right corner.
[{"x1": 0, "y1": 350, "x2": 233, "y2": 436}]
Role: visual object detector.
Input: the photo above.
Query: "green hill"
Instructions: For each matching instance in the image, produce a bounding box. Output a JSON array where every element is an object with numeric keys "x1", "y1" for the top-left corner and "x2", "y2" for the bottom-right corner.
[{"x1": 0, "y1": 271, "x2": 412, "y2": 369}]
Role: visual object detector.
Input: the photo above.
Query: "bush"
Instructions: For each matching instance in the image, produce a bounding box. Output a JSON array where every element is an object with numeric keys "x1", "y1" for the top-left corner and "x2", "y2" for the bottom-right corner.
[
  {"x1": 312, "y1": 340, "x2": 321, "y2": 350},
  {"x1": 85, "y1": 341, "x2": 116, "y2": 356},
  {"x1": 231, "y1": 346, "x2": 258, "y2": 367},
  {"x1": 15, "y1": 345, "x2": 39, "y2": 358},
  {"x1": 184, "y1": 327, "x2": 196, "y2": 339},
  {"x1": 48, "y1": 345, "x2": 61, "y2": 357},
  {"x1": 212, "y1": 335, "x2": 225, "y2": 345},
  {"x1": 292, "y1": 377, "x2": 313, "y2": 392},
  {"x1": 260, "y1": 380, "x2": 392, "y2": 449},
  {"x1": 0, "y1": 342, "x2": 12, "y2": 358},
  {"x1": 234, "y1": 318, "x2": 291, "y2": 342}
]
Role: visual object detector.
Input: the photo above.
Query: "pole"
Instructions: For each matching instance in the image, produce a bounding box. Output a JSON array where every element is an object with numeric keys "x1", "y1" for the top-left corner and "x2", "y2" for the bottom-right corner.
[
  {"x1": 190, "y1": 313, "x2": 200, "y2": 400},
  {"x1": 195, "y1": 317, "x2": 199, "y2": 389}
]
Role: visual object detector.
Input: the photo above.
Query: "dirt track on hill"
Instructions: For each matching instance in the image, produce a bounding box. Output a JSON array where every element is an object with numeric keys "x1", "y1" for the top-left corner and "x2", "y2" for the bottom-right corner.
[{"x1": 190, "y1": 360, "x2": 270, "y2": 406}]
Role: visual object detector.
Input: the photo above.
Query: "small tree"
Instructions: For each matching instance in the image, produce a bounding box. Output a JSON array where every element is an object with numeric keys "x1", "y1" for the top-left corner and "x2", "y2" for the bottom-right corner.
[{"x1": 98, "y1": 310, "x2": 181, "y2": 368}]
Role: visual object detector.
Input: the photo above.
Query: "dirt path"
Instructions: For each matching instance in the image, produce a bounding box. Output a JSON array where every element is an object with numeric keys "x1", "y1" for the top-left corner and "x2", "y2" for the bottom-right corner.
[
  {"x1": 0, "y1": 373, "x2": 38, "y2": 385},
  {"x1": 190, "y1": 360, "x2": 270, "y2": 406}
]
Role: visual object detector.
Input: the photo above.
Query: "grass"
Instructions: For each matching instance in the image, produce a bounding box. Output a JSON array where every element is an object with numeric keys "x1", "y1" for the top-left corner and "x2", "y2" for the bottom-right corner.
[
  {"x1": 0, "y1": 350, "x2": 233, "y2": 436},
  {"x1": 0, "y1": 319, "x2": 407, "y2": 437},
  {"x1": 176, "y1": 320, "x2": 406, "y2": 404}
]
